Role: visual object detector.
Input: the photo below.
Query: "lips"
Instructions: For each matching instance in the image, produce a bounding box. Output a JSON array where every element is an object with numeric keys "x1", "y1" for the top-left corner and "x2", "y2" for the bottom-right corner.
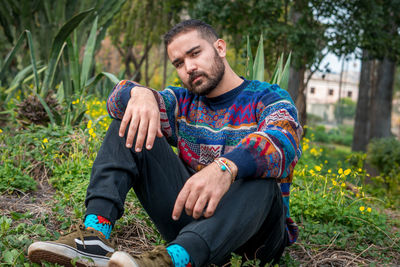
[
  {"x1": 192, "y1": 75, "x2": 202, "y2": 84},
  {"x1": 189, "y1": 71, "x2": 206, "y2": 85}
]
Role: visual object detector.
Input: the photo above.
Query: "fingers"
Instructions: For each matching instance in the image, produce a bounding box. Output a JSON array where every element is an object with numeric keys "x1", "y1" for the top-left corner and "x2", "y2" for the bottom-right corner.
[
  {"x1": 204, "y1": 196, "x2": 219, "y2": 218},
  {"x1": 119, "y1": 87, "x2": 162, "y2": 149},
  {"x1": 145, "y1": 112, "x2": 160, "y2": 150},
  {"x1": 119, "y1": 111, "x2": 131, "y2": 138},
  {"x1": 124, "y1": 115, "x2": 138, "y2": 148},
  {"x1": 192, "y1": 195, "x2": 209, "y2": 219},
  {"x1": 184, "y1": 189, "x2": 200, "y2": 217},
  {"x1": 172, "y1": 186, "x2": 190, "y2": 221},
  {"x1": 134, "y1": 118, "x2": 149, "y2": 152},
  {"x1": 156, "y1": 121, "x2": 163, "y2": 138}
]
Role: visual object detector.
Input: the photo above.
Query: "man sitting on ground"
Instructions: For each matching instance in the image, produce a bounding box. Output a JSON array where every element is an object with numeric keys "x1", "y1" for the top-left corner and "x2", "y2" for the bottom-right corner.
[{"x1": 28, "y1": 19, "x2": 302, "y2": 267}]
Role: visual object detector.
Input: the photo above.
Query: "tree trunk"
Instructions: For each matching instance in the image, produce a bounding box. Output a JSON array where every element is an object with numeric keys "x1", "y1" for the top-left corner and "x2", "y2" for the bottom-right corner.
[
  {"x1": 352, "y1": 50, "x2": 372, "y2": 152},
  {"x1": 145, "y1": 47, "x2": 150, "y2": 86},
  {"x1": 288, "y1": 66, "x2": 300, "y2": 102},
  {"x1": 125, "y1": 48, "x2": 133, "y2": 79},
  {"x1": 293, "y1": 67, "x2": 306, "y2": 127},
  {"x1": 162, "y1": 46, "x2": 168, "y2": 89},
  {"x1": 369, "y1": 56, "x2": 396, "y2": 139}
]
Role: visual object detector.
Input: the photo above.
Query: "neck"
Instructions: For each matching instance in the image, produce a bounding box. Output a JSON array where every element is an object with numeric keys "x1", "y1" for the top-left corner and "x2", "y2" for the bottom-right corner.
[{"x1": 206, "y1": 63, "x2": 243, "y2": 98}]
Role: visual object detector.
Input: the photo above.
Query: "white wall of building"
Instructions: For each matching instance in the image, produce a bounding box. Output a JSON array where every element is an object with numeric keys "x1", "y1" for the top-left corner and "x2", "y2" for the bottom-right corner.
[{"x1": 306, "y1": 71, "x2": 359, "y2": 123}]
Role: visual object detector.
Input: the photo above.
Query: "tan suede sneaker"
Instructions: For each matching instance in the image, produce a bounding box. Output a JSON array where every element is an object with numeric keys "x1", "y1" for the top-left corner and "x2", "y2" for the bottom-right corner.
[
  {"x1": 108, "y1": 246, "x2": 173, "y2": 267},
  {"x1": 28, "y1": 224, "x2": 114, "y2": 267}
]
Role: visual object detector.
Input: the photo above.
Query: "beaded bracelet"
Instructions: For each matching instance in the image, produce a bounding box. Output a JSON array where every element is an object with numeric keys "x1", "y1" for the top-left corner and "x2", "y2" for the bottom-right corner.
[{"x1": 214, "y1": 158, "x2": 235, "y2": 184}]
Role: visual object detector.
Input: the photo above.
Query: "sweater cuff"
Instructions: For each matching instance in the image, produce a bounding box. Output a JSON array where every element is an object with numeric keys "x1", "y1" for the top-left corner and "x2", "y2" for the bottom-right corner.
[{"x1": 223, "y1": 148, "x2": 257, "y2": 180}]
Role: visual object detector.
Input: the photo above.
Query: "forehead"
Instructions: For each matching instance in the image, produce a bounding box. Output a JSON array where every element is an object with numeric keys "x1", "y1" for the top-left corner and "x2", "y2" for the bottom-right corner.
[{"x1": 167, "y1": 30, "x2": 212, "y2": 60}]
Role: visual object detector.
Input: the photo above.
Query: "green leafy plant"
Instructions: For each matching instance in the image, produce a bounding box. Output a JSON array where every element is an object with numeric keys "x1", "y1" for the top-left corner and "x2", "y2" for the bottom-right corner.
[
  {"x1": 367, "y1": 137, "x2": 400, "y2": 206},
  {"x1": 245, "y1": 34, "x2": 291, "y2": 90},
  {"x1": 1, "y1": 10, "x2": 119, "y2": 127}
]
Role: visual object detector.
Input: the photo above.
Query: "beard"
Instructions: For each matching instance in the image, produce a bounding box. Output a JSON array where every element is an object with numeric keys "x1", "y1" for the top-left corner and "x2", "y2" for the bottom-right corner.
[{"x1": 184, "y1": 50, "x2": 225, "y2": 96}]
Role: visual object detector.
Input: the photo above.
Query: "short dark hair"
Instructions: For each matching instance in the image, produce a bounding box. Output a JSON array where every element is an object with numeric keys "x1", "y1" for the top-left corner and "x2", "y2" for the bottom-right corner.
[{"x1": 164, "y1": 19, "x2": 219, "y2": 48}]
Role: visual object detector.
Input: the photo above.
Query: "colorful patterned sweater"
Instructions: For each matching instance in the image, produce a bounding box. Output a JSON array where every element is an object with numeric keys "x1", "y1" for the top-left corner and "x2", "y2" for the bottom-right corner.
[{"x1": 107, "y1": 79, "x2": 302, "y2": 244}]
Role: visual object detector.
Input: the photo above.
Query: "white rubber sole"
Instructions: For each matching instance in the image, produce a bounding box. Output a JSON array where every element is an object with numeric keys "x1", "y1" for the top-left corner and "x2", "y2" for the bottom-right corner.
[
  {"x1": 108, "y1": 251, "x2": 140, "y2": 267},
  {"x1": 28, "y1": 241, "x2": 110, "y2": 267}
]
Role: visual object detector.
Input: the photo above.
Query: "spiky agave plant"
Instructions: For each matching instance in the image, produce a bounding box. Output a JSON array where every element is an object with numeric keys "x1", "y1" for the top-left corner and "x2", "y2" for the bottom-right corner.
[{"x1": 245, "y1": 35, "x2": 291, "y2": 90}]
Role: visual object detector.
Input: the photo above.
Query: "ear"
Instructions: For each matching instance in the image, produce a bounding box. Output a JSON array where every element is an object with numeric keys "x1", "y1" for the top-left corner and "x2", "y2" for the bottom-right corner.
[{"x1": 213, "y1": 39, "x2": 226, "y2": 57}]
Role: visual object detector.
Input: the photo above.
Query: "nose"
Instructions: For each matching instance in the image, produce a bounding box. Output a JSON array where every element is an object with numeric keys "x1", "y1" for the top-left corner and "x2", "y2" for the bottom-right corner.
[{"x1": 185, "y1": 59, "x2": 197, "y2": 74}]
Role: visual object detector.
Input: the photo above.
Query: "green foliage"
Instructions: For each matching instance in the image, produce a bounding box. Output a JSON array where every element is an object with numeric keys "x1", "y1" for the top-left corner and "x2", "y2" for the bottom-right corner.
[
  {"x1": 245, "y1": 34, "x2": 291, "y2": 89},
  {"x1": 108, "y1": 0, "x2": 185, "y2": 81},
  {"x1": 288, "y1": 136, "x2": 400, "y2": 264},
  {"x1": 1, "y1": 12, "x2": 119, "y2": 127},
  {"x1": 0, "y1": 215, "x2": 54, "y2": 266},
  {"x1": 0, "y1": 161, "x2": 36, "y2": 193},
  {"x1": 305, "y1": 125, "x2": 354, "y2": 147},
  {"x1": 190, "y1": 0, "x2": 328, "y2": 77},
  {"x1": 367, "y1": 138, "x2": 400, "y2": 206},
  {"x1": 0, "y1": 99, "x2": 400, "y2": 265},
  {"x1": 323, "y1": 0, "x2": 400, "y2": 60},
  {"x1": 0, "y1": 0, "x2": 125, "y2": 74},
  {"x1": 334, "y1": 97, "x2": 356, "y2": 120}
]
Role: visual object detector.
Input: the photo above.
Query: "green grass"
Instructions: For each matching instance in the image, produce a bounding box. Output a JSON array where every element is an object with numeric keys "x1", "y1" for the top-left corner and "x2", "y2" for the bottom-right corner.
[{"x1": 0, "y1": 102, "x2": 399, "y2": 266}]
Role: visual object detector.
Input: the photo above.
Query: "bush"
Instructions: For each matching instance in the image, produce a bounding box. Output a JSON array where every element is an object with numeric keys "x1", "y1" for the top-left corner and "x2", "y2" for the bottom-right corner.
[
  {"x1": 334, "y1": 97, "x2": 356, "y2": 120},
  {"x1": 305, "y1": 125, "x2": 353, "y2": 147},
  {"x1": 367, "y1": 138, "x2": 400, "y2": 206}
]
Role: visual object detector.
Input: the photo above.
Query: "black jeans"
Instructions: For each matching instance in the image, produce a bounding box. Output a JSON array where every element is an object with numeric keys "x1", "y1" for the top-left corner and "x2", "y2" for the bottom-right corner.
[{"x1": 85, "y1": 120, "x2": 287, "y2": 266}]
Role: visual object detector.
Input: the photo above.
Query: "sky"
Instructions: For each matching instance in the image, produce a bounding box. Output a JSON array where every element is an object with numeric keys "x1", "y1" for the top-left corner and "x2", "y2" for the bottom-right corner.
[{"x1": 321, "y1": 53, "x2": 361, "y2": 74}]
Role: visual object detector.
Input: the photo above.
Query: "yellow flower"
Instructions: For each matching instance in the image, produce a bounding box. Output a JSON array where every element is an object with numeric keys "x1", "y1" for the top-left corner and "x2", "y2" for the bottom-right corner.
[
  {"x1": 89, "y1": 128, "x2": 94, "y2": 135},
  {"x1": 356, "y1": 193, "x2": 360, "y2": 198},
  {"x1": 328, "y1": 169, "x2": 332, "y2": 173},
  {"x1": 358, "y1": 168, "x2": 362, "y2": 172},
  {"x1": 0, "y1": 129, "x2": 3, "y2": 133},
  {"x1": 367, "y1": 207, "x2": 372, "y2": 212},
  {"x1": 359, "y1": 206, "x2": 365, "y2": 212},
  {"x1": 344, "y1": 169, "x2": 351, "y2": 176},
  {"x1": 87, "y1": 120, "x2": 93, "y2": 129},
  {"x1": 43, "y1": 138, "x2": 48, "y2": 143},
  {"x1": 331, "y1": 179, "x2": 337, "y2": 186},
  {"x1": 338, "y1": 168, "x2": 343, "y2": 174},
  {"x1": 341, "y1": 182, "x2": 346, "y2": 188},
  {"x1": 315, "y1": 166, "x2": 321, "y2": 172},
  {"x1": 324, "y1": 160, "x2": 328, "y2": 164}
]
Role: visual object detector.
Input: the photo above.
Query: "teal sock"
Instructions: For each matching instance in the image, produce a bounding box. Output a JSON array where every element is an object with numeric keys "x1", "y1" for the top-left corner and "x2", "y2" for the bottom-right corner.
[
  {"x1": 166, "y1": 244, "x2": 191, "y2": 267},
  {"x1": 84, "y1": 214, "x2": 112, "y2": 239}
]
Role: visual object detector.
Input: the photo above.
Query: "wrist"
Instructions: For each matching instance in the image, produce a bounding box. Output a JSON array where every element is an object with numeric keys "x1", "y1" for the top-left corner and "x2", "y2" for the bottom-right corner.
[
  {"x1": 214, "y1": 157, "x2": 237, "y2": 184},
  {"x1": 130, "y1": 85, "x2": 151, "y2": 97}
]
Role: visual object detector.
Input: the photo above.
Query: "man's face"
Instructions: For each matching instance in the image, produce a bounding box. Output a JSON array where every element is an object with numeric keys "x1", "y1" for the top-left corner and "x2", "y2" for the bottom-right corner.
[{"x1": 167, "y1": 30, "x2": 225, "y2": 96}]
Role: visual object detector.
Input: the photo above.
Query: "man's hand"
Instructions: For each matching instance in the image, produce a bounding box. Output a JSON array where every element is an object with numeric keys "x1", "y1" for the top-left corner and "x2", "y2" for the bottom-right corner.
[
  {"x1": 172, "y1": 159, "x2": 237, "y2": 220},
  {"x1": 119, "y1": 86, "x2": 163, "y2": 151}
]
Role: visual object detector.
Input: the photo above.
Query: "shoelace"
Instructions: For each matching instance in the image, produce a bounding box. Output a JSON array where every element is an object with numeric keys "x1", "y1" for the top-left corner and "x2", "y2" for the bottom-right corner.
[
  {"x1": 63, "y1": 223, "x2": 116, "y2": 250},
  {"x1": 76, "y1": 224, "x2": 86, "y2": 249}
]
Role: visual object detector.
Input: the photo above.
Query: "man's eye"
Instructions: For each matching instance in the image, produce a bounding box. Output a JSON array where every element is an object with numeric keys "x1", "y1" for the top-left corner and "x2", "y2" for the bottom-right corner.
[
  {"x1": 175, "y1": 62, "x2": 183, "y2": 68},
  {"x1": 192, "y1": 51, "x2": 200, "y2": 56}
]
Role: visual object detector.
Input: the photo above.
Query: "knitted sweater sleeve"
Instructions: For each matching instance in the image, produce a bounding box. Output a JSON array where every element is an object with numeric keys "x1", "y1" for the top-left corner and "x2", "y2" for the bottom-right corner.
[
  {"x1": 106, "y1": 80, "x2": 177, "y2": 144},
  {"x1": 223, "y1": 89, "x2": 303, "y2": 180}
]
